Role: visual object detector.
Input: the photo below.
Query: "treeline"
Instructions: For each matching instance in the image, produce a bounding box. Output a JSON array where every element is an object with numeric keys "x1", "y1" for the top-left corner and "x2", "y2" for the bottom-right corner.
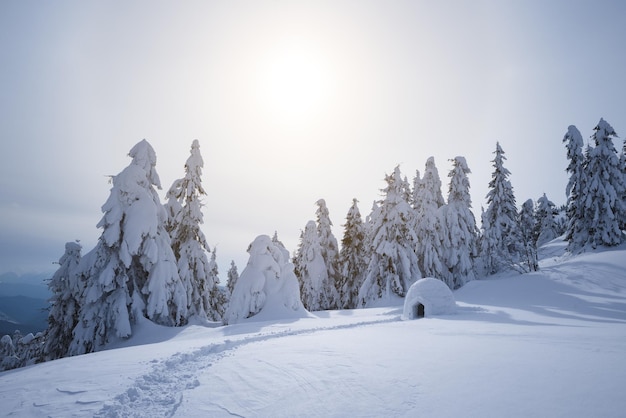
[{"x1": 2, "y1": 118, "x2": 625, "y2": 371}]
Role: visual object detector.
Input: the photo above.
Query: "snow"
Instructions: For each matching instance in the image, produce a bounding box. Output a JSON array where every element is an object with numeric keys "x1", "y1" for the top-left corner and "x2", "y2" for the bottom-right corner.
[
  {"x1": 402, "y1": 277, "x2": 457, "y2": 319},
  {"x1": 224, "y1": 235, "x2": 309, "y2": 324},
  {"x1": 2, "y1": 239, "x2": 626, "y2": 417}
]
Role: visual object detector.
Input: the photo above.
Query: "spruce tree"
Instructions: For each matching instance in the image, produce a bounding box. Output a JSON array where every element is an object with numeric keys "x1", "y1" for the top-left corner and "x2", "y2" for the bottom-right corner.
[
  {"x1": 410, "y1": 169, "x2": 422, "y2": 208},
  {"x1": 481, "y1": 142, "x2": 522, "y2": 274},
  {"x1": 535, "y1": 193, "x2": 558, "y2": 247},
  {"x1": 70, "y1": 140, "x2": 187, "y2": 355},
  {"x1": 620, "y1": 140, "x2": 626, "y2": 230},
  {"x1": 337, "y1": 199, "x2": 368, "y2": 309},
  {"x1": 414, "y1": 157, "x2": 446, "y2": 280},
  {"x1": 440, "y1": 156, "x2": 478, "y2": 288},
  {"x1": 579, "y1": 119, "x2": 626, "y2": 248},
  {"x1": 165, "y1": 139, "x2": 219, "y2": 322},
  {"x1": 272, "y1": 231, "x2": 286, "y2": 249},
  {"x1": 206, "y1": 248, "x2": 227, "y2": 321},
  {"x1": 519, "y1": 199, "x2": 538, "y2": 272},
  {"x1": 0, "y1": 335, "x2": 19, "y2": 371},
  {"x1": 226, "y1": 260, "x2": 239, "y2": 296},
  {"x1": 315, "y1": 199, "x2": 341, "y2": 308},
  {"x1": 358, "y1": 166, "x2": 421, "y2": 306},
  {"x1": 562, "y1": 125, "x2": 586, "y2": 251},
  {"x1": 43, "y1": 242, "x2": 83, "y2": 361},
  {"x1": 293, "y1": 220, "x2": 333, "y2": 311}
]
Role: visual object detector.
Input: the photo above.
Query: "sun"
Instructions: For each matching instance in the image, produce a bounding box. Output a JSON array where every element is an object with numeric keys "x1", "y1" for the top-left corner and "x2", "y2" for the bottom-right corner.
[{"x1": 256, "y1": 43, "x2": 332, "y2": 126}]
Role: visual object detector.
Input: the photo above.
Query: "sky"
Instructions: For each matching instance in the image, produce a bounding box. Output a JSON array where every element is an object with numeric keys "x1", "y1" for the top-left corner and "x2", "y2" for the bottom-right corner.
[{"x1": 1, "y1": 0, "x2": 626, "y2": 275}]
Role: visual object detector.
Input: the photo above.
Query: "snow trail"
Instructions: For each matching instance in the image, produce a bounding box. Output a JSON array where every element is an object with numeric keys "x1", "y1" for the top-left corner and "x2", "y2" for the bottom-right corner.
[{"x1": 94, "y1": 314, "x2": 400, "y2": 417}]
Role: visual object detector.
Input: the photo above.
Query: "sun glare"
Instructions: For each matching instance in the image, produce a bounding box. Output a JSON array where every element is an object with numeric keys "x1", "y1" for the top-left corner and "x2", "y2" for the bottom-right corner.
[{"x1": 257, "y1": 44, "x2": 332, "y2": 126}]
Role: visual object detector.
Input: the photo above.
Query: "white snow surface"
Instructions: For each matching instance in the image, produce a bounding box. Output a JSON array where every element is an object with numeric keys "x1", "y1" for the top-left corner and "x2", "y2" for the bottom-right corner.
[
  {"x1": 402, "y1": 277, "x2": 457, "y2": 319},
  {"x1": 2, "y1": 239, "x2": 626, "y2": 417}
]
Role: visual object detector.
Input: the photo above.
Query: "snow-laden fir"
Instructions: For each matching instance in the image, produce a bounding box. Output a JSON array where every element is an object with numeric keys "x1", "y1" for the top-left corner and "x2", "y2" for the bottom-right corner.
[{"x1": 224, "y1": 235, "x2": 307, "y2": 325}]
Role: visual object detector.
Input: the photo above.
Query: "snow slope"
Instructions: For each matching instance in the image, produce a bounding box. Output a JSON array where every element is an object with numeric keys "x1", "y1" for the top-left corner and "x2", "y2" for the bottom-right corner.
[{"x1": 1, "y1": 239, "x2": 625, "y2": 417}]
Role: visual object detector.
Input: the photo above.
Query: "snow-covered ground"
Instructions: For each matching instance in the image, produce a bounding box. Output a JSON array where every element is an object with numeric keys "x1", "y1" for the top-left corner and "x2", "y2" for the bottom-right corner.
[{"x1": 1, "y1": 239, "x2": 626, "y2": 417}]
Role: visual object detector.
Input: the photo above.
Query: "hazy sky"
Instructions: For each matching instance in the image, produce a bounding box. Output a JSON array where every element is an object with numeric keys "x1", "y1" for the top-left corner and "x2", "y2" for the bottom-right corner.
[{"x1": 2, "y1": 0, "x2": 626, "y2": 275}]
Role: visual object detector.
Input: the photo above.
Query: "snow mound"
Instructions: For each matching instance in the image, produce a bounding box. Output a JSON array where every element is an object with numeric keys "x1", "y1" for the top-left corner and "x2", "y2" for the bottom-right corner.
[
  {"x1": 224, "y1": 235, "x2": 309, "y2": 324},
  {"x1": 402, "y1": 278, "x2": 457, "y2": 319}
]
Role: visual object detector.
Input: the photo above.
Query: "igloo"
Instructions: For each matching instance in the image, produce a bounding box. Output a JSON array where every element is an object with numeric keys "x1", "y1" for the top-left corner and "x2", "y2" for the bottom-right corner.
[{"x1": 402, "y1": 278, "x2": 457, "y2": 320}]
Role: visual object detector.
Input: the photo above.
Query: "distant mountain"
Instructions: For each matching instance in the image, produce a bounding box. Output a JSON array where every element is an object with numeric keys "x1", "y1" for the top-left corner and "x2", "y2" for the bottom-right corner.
[
  {"x1": 0, "y1": 272, "x2": 51, "y2": 336},
  {"x1": 0, "y1": 271, "x2": 51, "y2": 299},
  {"x1": 0, "y1": 295, "x2": 49, "y2": 336}
]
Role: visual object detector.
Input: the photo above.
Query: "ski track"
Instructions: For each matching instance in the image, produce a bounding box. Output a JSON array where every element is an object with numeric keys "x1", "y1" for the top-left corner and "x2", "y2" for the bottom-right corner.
[{"x1": 93, "y1": 315, "x2": 400, "y2": 417}]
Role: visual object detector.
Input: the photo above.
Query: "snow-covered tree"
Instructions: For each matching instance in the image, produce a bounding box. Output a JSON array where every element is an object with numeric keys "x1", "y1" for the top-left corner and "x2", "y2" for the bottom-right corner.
[
  {"x1": 535, "y1": 193, "x2": 558, "y2": 247},
  {"x1": 271, "y1": 231, "x2": 285, "y2": 248},
  {"x1": 519, "y1": 199, "x2": 538, "y2": 272},
  {"x1": 481, "y1": 143, "x2": 522, "y2": 274},
  {"x1": 224, "y1": 235, "x2": 307, "y2": 324},
  {"x1": 15, "y1": 332, "x2": 44, "y2": 367},
  {"x1": 43, "y1": 241, "x2": 83, "y2": 361},
  {"x1": 1, "y1": 331, "x2": 45, "y2": 371},
  {"x1": 315, "y1": 199, "x2": 341, "y2": 308},
  {"x1": 206, "y1": 248, "x2": 227, "y2": 321},
  {"x1": 70, "y1": 140, "x2": 187, "y2": 355},
  {"x1": 619, "y1": 140, "x2": 626, "y2": 231},
  {"x1": 578, "y1": 119, "x2": 626, "y2": 249},
  {"x1": 364, "y1": 200, "x2": 382, "y2": 258},
  {"x1": 358, "y1": 166, "x2": 421, "y2": 307},
  {"x1": 337, "y1": 199, "x2": 368, "y2": 309},
  {"x1": 440, "y1": 156, "x2": 478, "y2": 288},
  {"x1": 293, "y1": 221, "x2": 333, "y2": 311},
  {"x1": 410, "y1": 169, "x2": 422, "y2": 208},
  {"x1": 562, "y1": 125, "x2": 587, "y2": 251},
  {"x1": 481, "y1": 142, "x2": 522, "y2": 274},
  {"x1": 414, "y1": 157, "x2": 446, "y2": 280},
  {"x1": 226, "y1": 260, "x2": 239, "y2": 296},
  {"x1": 0, "y1": 335, "x2": 19, "y2": 371},
  {"x1": 165, "y1": 139, "x2": 222, "y2": 322}
]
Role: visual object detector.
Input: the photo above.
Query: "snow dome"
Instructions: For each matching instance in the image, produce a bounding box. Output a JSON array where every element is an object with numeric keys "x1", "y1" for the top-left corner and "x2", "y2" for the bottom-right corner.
[
  {"x1": 402, "y1": 278, "x2": 457, "y2": 320},
  {"x1": 224, "y1": 235, "x2": 309, "y2": 325}
]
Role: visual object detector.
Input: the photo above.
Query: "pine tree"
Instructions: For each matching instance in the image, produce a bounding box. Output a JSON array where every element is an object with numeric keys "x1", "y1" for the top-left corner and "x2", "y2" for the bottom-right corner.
[
  {"x1": 315, "y1": 199, "x2": 341, "y2": 308},
  {"x1": 364, "y1": 200, "x2": 381, "y2": 258},
  {"x1": 410, "y1": 169, "x2": 422, "y2": 208},
  {"x1": 1, "y1": 332, "x2": 45, "y2": 370},
  {"x1": 620, "y1": 140, "x2": 626, "y2": 230},
  {"x1": 294, "y1": 221, "x2": 333, "y2": 311},
  {"x1": 70, "y1": 140, "x2": 187, "y2": 355},
  {"x1": 0, "y1": 335, "x2": 19, "y2": 371},
  {"x1": 337, "y1": 199, "x2": 368, "y2": 309},
  {"x1": 165, "y1": 139, "x2": 221, "y2": 322},
  {"x1": 414, "y1": 157, "x2": 446, "y2": 280},
  {"x1": 481, "y1": 142, "x2": 522, "y2": 274},
  {"x1": 562, "y1": 125, "x2": 587, "y2": 251},
  {"x1": 440, "y1": 156, "x2": 478, "y2": 288},
  {"x1": 206, "y1": 248, "x2": 227, "y2": 321},
  {"x1": 226, "y1": 260, "x2": 239, "y2": 296},
  {"x1": 272, "y1": 231, "x2": 285, "y2": 249},
  {"x1": 358, "y1": 166, "x2": 421, "y2": 307},
  {"x1": 43, "y1": 242, "x2": 83, "y2": 361},
  {"x1": 579, "y1": 119, "x2": 626, "y2": 249},
  {"x1": 535, "y1": 193, "x2": 558, "y2": 247},
  {"x1": 519, "y1": 199, "x2": 538, "y2": 272}
]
